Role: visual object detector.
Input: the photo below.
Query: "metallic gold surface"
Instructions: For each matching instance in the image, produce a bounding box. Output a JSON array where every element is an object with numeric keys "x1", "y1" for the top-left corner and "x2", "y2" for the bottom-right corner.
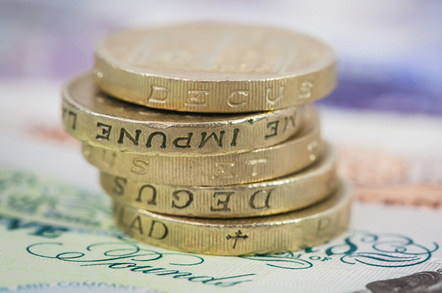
[
  {"x1": 113, "y1": 181, "x2": 351, "y2": 255},
  {"x1": 94, "y1": 23, "x2": 336, "y2": 113},
  {"x1": 82, "y1": 107, "x2": 322, "y2": 186},
  {"x1": 62, "y1": 73, "x2": 301, "y2": 155},
  {"x1": 100, "y1": 144, "x2": 337, "y2": 218}
]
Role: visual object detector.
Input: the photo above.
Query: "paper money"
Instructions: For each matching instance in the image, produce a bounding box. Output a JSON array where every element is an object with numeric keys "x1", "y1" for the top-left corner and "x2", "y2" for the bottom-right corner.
[{"x1": 0, "y1": 168, "x2": 440, "y2": 293}]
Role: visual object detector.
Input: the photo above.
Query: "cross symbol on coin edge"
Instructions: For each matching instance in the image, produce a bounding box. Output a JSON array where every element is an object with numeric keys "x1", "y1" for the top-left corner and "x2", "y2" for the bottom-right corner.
[{"x1": 226, "y1": 230, "x2": 248, "y2": 249}]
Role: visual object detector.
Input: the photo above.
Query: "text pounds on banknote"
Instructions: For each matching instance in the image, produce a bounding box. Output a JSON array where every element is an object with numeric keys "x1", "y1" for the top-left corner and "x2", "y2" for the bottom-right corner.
[
  {"x1": 94, "y1": 23, "x2": 336, "y2": 113},
  {"x1": 62, "y1": 73, "x2": 302, "y2": 155},
  {"x1": 100, "y1": 144, "x2": 337, "y2": 218},
  {"x1": 113, "y1": 181, "x2": 351, "y2": 256}
]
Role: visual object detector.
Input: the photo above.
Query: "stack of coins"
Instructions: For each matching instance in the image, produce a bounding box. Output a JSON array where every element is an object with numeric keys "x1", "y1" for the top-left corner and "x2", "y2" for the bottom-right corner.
[{"x1": 62, "y1": 23, "x2": 351, "y2": 256}]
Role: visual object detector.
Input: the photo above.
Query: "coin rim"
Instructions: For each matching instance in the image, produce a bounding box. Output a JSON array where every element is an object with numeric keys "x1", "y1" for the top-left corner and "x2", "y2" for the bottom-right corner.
[{"x1": 100, "y1": 143, "x2": 337, "y2": 218}]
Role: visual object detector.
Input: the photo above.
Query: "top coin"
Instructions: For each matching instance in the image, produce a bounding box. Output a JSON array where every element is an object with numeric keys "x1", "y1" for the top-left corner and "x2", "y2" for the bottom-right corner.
[{"x1": 94, "y1": 23, "x2": 336, "y2": 113}]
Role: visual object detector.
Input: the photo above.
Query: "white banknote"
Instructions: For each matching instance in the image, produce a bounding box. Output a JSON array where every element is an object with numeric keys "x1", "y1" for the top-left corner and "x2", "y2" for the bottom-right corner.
[{"x1": 0, "y1": 80, "x2": 441, "y2": 293}]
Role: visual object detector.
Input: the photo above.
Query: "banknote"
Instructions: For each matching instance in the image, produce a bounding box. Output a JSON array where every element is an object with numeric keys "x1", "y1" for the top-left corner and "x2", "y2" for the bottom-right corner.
[{"x1": 0, "y1": 167, "x2": 441, "y2": 293}]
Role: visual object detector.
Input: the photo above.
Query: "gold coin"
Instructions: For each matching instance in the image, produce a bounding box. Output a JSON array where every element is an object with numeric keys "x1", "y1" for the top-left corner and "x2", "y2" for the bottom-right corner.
[
  {"x1": 94, "y1": 23, "x2": 336, "y2": 113},
  {"x1": 100, "y1": 144, "x2": 337, "y2": 218},
  {"x1": 113, "y1": 180, "x2": 351, "y2": 255},
  {"x1": 62, "y1": 73, "x2": 301, "y2": 155},
  {"x1": 82, "y1": 107, "x2": 322, "y2": 186}
]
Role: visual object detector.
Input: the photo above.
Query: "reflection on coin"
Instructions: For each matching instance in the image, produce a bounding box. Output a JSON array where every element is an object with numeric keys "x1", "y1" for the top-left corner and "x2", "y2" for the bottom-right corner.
[
  {"x1": 82, "y1": 107, "x2": 322, "y2": 186},
  {"x1": 113, "y1": 181, "x2": 351, "y2": 255},
  {"x1": 100, "y1": 143, "x2": 337, "y2": 218},
  {"x1": 95, "y1": 23, "x2": 336, "y2": 113},
  {"x1": 62, "y1": 73, "x2": 302, "y2": 155}
]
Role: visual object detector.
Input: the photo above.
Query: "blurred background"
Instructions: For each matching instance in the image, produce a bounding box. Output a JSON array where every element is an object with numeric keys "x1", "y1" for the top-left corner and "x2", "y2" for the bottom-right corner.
[
  {"x1": 0, "y1": 0, "x2": 441, "y2": 208},
  {"x1": 1, "y1": 0, "x2": 441, "y2": 114}
]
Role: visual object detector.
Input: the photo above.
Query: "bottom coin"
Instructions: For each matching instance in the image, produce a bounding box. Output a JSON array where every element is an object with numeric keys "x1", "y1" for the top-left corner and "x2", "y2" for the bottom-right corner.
[{"x1": 113, "y1": 180, "x2": 351, "y2": 256}]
